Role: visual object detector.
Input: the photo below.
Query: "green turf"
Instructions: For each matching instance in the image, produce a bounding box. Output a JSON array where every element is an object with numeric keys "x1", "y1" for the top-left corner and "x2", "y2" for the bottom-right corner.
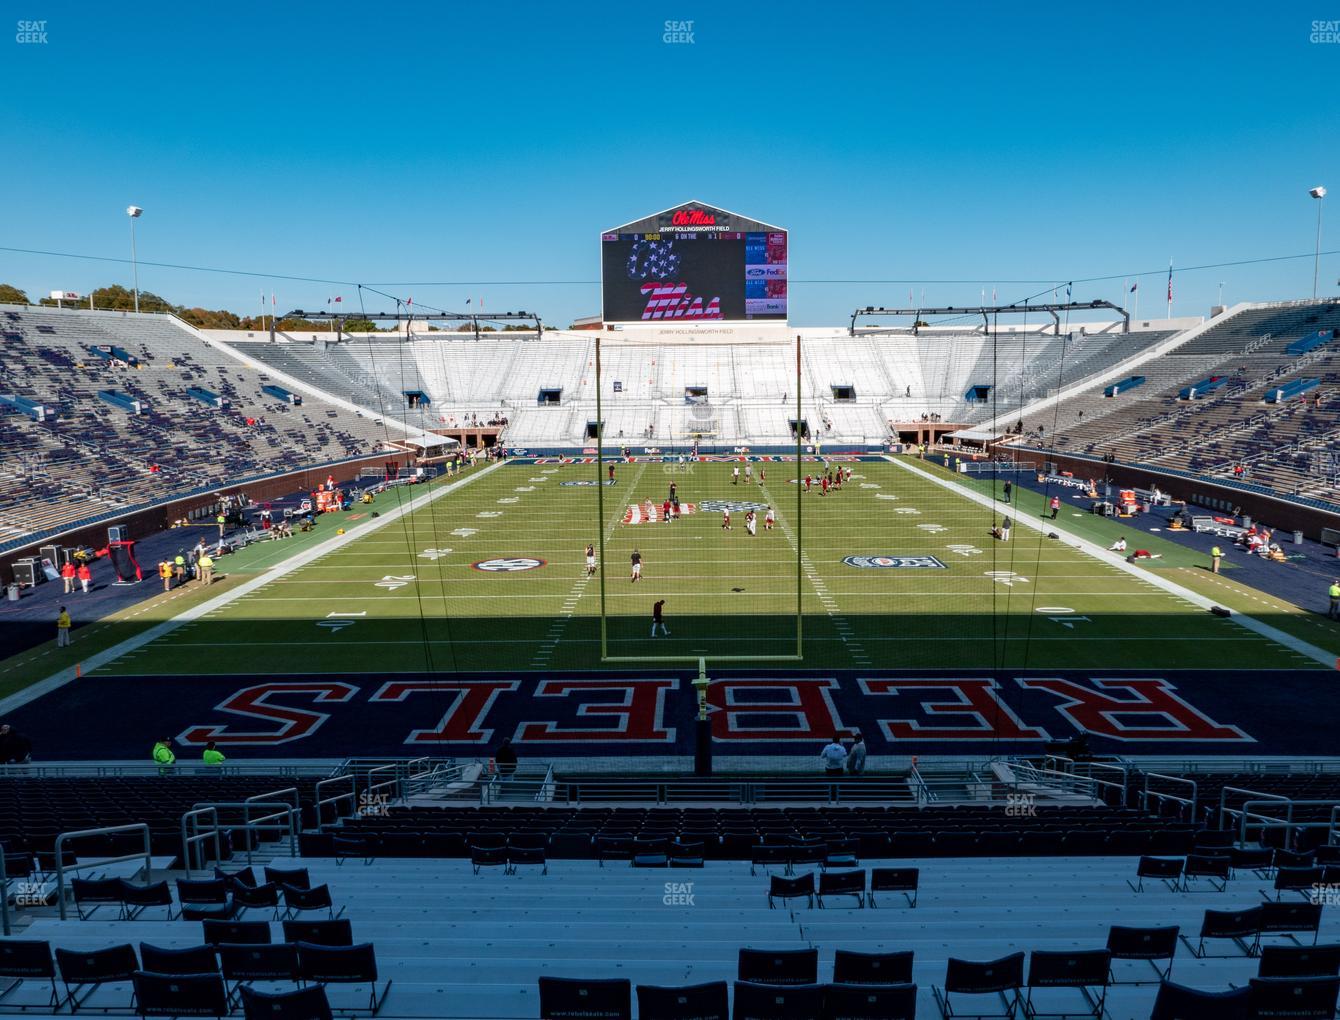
[{"x1": 80, "y1": 455, "x2": 1318, "y2": 677}]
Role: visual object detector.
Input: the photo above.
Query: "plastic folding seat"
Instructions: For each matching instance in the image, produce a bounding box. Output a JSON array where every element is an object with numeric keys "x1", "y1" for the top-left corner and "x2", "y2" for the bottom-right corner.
[
  {"x1": 767, "y1": 873, "x2": 814, "y2": 910},
  {"x1": 738, "y1": 948, "x2": 818, "y2": 986},
  {"x1": 219, "y1": 943, "x2": 301, "y2": 1001},
  {"x1": 1247, "y1": 975, "x2": 1340, "y2": 1019},
  {"x1": 634, "y1": 981, "x2": 728, "y2": 1020},
  {"x1": 731, "y1": 980, "x2": 823, "y2": 1020},
  {"x1": 132, "y1": 970, "x2": 228, "y2": 1018},
  {"x1": 470, "y1": 844, "x2": 508, "y2": 875},
  {"x1": 822, "y1": 982, "x2": 917, "y2": 1020},
  {"x1": 1149, "y1": 979, "x2": 1251, "y2": 1019},
  {"x1": 295, "y1": 942, "x2": 389, "y2": 1015},
  {"x1": 855, "y1": 831, "x2": 893, "y2": 858},
  {"x1": 1105, "y1": 925, "x2": 1179, "y2": 984},
  {"x1": 232, "y1": 882, "x2": 281, "y2": 919},
  {"x1": 669, "y1": 841, "x2": 705, "y2": 868},
  {"x1": 633, "y1": 837, "x2": 670, "y2": 868},
  {"x1": 1128, "y1": 856, "x2": 1184, "y2": 893},
  {"x1": 1229, "y1": 846, "x2": 1276, "y2": 878},
  {"x1": 824, "y1": 839, "x2": 859, "y2": 869},
  {"x1": 890, "y1": 831, "x2": 933, "y2": 857},
  {"x1": 282, "y1": 919, "x2": 353, "y2": 948},
  {"x1": 215, "y1": 865, "x2": 259, "y2": 888},
  {"x1": 1181, "y1": 854, "x2": 1231, "y2": 892},
  {"x1": 264, "y1": 866, "x2": 310, "y2": 890},
  {"x1": 932, "y1": 952, "x2": 1024, "y2": 1020},
  {"x1": 1259, "y1": 902, "x2": 1324, "y2": 947},
  {"x1": 870, "y1": 868, "x2": 919, "y2": 909},
  {"x1": 833, "y1": 950, "x2": 913, "y2": 985},
  {"x1": 202, "y1": 919, "x2": 271, "y2": 946},
  {"x1": 537, "y1": 976, "x2": 631, "y2": 1020},
  {"x1": 1259, "y1": 945, "x2": 1340, "y2": 979},
  {"x1": 1316, "y1": 846, "x2": 1340, "y2": 866},
  {"x1": 1275, "y1": 849, "x2": 1317, "y2": 869},
  {"x1": 596, "y1": 835, "x2": 637, "y2": 867},
  {"x1": 55, "y1": 944, "x2": 140, "y2": 1012},
  {"x1": 818, "y1": 870, "x2": 866, "y2": 909},
  {"x1": 507, "y1": 844, "x2": 548, "y2": 875},
  {"x1": 1274, "y1": 866, "x2": 1326, "y2": 901},
  {"x1": 0, "y1": 939, "x2": 59, "y2": 1010},
  {"x1": 1022, "y1": 949, "x2": 1110, "y2": 1019},
  {"x1": 750, "y1": 844, "x2": 791, "y2": 876},
  {"x1": 70, "y1": 876, "x2": 125, "y2": 920},
  {"x1": 1184, "y1": 906, "x2": 1262, "y2": 958}
]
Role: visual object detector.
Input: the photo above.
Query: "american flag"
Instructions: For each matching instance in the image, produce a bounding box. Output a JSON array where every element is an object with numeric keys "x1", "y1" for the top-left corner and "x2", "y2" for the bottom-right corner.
[
  {"x1": 1167, "y1": 265, "x2": 1173, "y2": 303},
  {"x1": 626, "y1": 239, "x2": 681, "y2": 281}
]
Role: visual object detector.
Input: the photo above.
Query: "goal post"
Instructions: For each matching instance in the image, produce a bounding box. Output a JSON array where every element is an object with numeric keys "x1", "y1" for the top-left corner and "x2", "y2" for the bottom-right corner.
[{"x1": 592, "y1": 333, "x2": 806, "y2": 668}]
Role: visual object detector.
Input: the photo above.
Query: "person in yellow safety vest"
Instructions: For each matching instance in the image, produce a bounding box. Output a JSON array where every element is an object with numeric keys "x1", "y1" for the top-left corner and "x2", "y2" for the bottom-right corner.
[
  {"x1": 216, "y1": 513, "x2": 226, "y2": 539},
  {"x1": 1329, "y1": 580, "x2": 1340, "y2": 620},
  {"x1": 152, "y1": 738, "x2": 176, "y2": 771},
  {"x1": 159, "y1": 560, "x2": 173, "y2": 591},
  {"x1": 198, "y1": 553, "x2": 214, "y2": 586},
  {"x1": 173, "y1": 554, "x2": 186, "y2": 587},
  {"x1": 202, "y1": 741, "x2": 226, "y2": 765},
  {"x1": 56, "y1": 606, "x2": 72, "y2": 647},
  {"x1": 1211, "y1": 545, "x2": 1223, "y2": 574}
]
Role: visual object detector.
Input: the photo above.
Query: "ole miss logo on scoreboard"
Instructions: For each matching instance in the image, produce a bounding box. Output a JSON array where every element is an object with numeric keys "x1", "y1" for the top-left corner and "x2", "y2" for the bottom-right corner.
[{"x1": 9, "y1": 669, "x2": 1331, "y2": 759}]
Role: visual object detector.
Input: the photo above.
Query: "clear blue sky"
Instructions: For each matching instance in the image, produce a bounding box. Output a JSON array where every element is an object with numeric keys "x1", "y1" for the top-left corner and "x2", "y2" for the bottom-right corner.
[{"x1": 3, "y1": 1, "x2": 1336, "y2": 326}]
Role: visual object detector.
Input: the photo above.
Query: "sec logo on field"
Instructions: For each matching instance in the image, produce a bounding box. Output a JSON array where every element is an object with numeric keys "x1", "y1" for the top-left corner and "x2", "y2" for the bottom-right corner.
[
  {"x1": 471, "y1": 558, "x2": 547, "y2": 572},
  {"x1": 699, "y1": 499, "x2": 769, "y2": 514},
  {"x1": 843, "y1": 555, "x2": 947, "y2": 570}
]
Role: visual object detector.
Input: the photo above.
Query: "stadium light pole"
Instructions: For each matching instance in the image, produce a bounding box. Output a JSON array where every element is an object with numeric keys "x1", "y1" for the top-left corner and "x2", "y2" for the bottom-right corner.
[
  {"x1": 126, "y1": 205, "x2": 143, "y2": 313},
  {"x1": 1310, "y1": 186, "x2": 1326, "y2": 300}
]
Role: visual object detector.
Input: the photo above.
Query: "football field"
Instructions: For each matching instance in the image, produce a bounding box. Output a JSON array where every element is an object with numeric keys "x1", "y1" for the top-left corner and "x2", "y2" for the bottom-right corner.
[{"x1": 89, "y1": 455, "x2": 1314, "y2": 677}]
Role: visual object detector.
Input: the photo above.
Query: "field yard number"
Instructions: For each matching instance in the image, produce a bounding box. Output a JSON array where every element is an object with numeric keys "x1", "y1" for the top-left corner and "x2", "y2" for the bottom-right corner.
[
  {"x1": 985, "y1": 570, "x2": 1029, "y2": 587},
  {"x1": 917, "y1": 523, "x2": 948, "y2": 533},
  {"x1": 529, "y1": 477, "x2": 548, "y2": 483},
  {"x1": 515, "y1": 486, "x2": 536, "y2": 492},
  {"x1": 375, "y1": 574, "x2": 416, "y2": 591},
  {"x1": 477, "y1": 511, "x2": 503, "y2": 518},
  {"x1": 1035, "y1": 606, "x2": 1091, "y2": 628},
  {"x1": 418, "y1": 548, "x2": 452, "y2": 560},
  {"x1": 451, "y1": 528, "x2": 479, "y2": 537},
  {"x1": 860, "y1": 483, "x2": 881, "y2": 489},
  {"x1": 945, "y1": 544, "x2": 982, "y2": 557},
  {"x1": 317, "y1": 610, "x2": 365, "y2": 634},
  {"x1": 497, "y1": 497, "x2": 519, "y2": 504},
  {"x1": 894, "y1": 507, "x2": 921, "y2": 515},
  {"x1": 875, "y1": 493, "x2": 899, "y2": 501}
]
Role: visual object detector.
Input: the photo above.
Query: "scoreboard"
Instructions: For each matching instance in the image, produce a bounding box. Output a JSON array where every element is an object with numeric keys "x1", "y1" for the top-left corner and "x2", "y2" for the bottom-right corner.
[{"x1": 600, "y1": 204, "x2": 787, "y2": 323}]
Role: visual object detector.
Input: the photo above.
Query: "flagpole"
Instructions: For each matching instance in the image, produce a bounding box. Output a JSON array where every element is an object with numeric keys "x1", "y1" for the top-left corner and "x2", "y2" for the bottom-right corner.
[{"x1": 1166, "y1": 259, "x2": 1173, "y2": 320}]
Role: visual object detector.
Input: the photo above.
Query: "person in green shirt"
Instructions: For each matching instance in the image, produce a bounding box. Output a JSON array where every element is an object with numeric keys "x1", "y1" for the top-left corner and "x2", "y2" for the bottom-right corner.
[
  {"x1": 202, "y1": 742, "x2": 226, "y2": 765},
  {"x1": 152, "y1": 738, "x2": 175, "y2": 773},
  {"x1": 1211, "y1": 545, "x2": 1223, "y2": 574},
  {"x1": 1329, "y1": 580, "x2": 1340, "y2": 620}
]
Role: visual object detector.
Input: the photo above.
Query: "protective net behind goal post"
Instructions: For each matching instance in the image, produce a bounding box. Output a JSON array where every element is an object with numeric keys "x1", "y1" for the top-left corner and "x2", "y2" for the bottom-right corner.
[{"x1": 592, "y1": 333, "x2": 806, "y2": 670}]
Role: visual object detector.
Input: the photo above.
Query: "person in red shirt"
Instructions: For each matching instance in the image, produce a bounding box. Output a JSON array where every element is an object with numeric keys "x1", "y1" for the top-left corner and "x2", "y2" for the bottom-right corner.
[
  {"x1": 1049, "y1": 495, "x2": 1061, "y2": 519},
  {"x1": 804, "y1": 475, "x2": 812, "y2": 492},
  {"x1": 661, "y1": 499, "x2": 672, "y2": 523},
  {"x1": 821, "y1": 476, "x2": 829, "y2": 496},
  {"x1": 60, "y1": 560, "x2": 76, "y2": 594},
  {"x1": 76, "y1": 562, "x2": 92, "y2": 593},
  {"x1": 721, "y1": 510, "x2": 732, "y2": 531}
]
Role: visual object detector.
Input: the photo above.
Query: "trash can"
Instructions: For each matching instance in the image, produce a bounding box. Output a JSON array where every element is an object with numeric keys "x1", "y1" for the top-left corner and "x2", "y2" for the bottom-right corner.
[
  {"x1": 5, "y1": 584, "x2": 18, "y2": 602},
  {"x1": 1293, "y1": 530, "x2": 1304, "y2": 545}
]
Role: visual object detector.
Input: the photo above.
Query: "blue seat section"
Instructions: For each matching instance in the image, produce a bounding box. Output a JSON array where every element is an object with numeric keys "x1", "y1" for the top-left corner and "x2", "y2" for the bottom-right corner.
[
  {"x1": 1285, "y1": 329, "x2": 1335, "y2": 356},
  {"x1": 1103, "y1": 375, "x2": 1146, "y2": 398},
  {"x1": 1263, "y1": 377, "x2": 1319, "y2": 404}
]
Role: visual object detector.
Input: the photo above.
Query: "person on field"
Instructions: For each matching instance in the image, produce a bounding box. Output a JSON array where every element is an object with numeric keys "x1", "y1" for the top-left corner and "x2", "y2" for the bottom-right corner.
[
  {"x1": 152, "y1": 737, "x2": 176, "y2": 772},
  {"x1": 820, "y1": 736, "x2": 848, "y2": 776},
  {"x1": 846, "y1": 731, "x2": 867, "y2": 776},
  {"x1": 76, "y1": 562, "x2": 91, "y2": 593},
  {"x1": 1002, "y1": 480, "x2": 1012, "y2": 503},
  {"x1": 56, "y1": 606, "x2": 72, "y2": 647},
  {"x1": 585, "y1": 543, "x2": 597, "y2": 577},
  {"x1": 60, "y1": 560, "x2": 76, "y2": 594},
  {"x1": 1048, "y1": 495, "x2": 1061, "y2": 520},
  {"x1": 651, "y1": 599, "x2": 669, "y2": 637},
  {"x1": 1211, "y1": 544, "x2": 1223, "y2": 574},
  {"x1": 1329, "y1": 580, "x2": 1340, "y2": 620},
  {"x1": 764, "y1": 506, "x2": 775, "y2": 531},
  {"x1": 746, "y1": 510, "x2": 757, "y2": 536},
  {"x1": 198, "y1": 552, "x2": 215, "y2": 586},
  {"x1": 732, "y1": 465, "x2": 740, "y2": 485},
  {"x1": 630, "y1": 548, "x2": 642, "y2": 583}
]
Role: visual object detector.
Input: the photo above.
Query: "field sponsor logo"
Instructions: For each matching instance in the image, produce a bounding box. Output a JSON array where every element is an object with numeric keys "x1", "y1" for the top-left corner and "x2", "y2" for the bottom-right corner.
[
  {"x1": 844, "y1": 555, "x2": 947, "y2": 570},
  {"x1": 471, "y1": 558, "x2": 546, "y2": 572},
  {"x1": 698, "y1": 499, "x2": 768, "y2": 514},
  {"x1": 560, "y1": 479, "x2": 617, "y2": 487}
]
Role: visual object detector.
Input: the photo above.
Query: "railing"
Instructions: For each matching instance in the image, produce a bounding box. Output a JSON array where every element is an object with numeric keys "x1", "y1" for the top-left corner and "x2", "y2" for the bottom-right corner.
[
  {"x1": 909, "y1": 761, "x2": 933, "y2": 806},
  {"x1": 180, "y1": 801, "x2": 299, "y2": 871},
  {"x1": 1140, "y1": 772, "x2": 1198, "y2": 819},
  {"x1": 0, "y1": 761, "x2": 338, "y2": 779},
  {"x1": 1008, "y1": 763, "x2": 1100, "y2": 802},
  {"x1": 1044, "y1": 757, "x2": 1129, "y2": 805},
  {"x1": 315, "y1": 775, "x2": 356, "y2": 829},
  {"x1": 55, "y1": 823, "x2": 151, "y2": 920},
  {"x1": 1218, "y1": 786, "x2": 1289, "y2": 832},
  {"x1": 0, "y1": 845, "x2": 9, "y2": 935},
  {"x1": 1237, "y1": 799, "x2": 1340, "y2": 850}
]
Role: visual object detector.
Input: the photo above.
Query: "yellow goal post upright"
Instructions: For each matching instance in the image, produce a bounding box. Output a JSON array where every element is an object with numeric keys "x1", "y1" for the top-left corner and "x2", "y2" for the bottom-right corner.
[{"x1": 592, "y1": 333, "x2": 806, "y2": 771}]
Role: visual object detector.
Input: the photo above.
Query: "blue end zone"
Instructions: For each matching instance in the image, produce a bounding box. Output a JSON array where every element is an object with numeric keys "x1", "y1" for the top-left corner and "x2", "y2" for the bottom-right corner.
[{"x1": 8, "y1": 669, "x2": 1336, "y2": 760}]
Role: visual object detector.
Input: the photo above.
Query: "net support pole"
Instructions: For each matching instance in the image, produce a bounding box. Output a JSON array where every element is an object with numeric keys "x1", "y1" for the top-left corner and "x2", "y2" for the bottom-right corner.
[
  {"x1": 693, "y1": 656, "x2": 712, "y2": 776},
  {"x1": 795, "y1": 334, "x2": 803, "y2": 659},
  {"x1": 596, "y1": 336, "x2": 608, "y2": 661}
]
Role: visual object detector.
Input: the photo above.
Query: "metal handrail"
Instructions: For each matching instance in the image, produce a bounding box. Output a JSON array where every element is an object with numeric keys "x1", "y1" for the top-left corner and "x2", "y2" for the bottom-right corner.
[
  {"x1": 1008, "y1": 763, "x2": 1100, "y2": 801},
  {"x1": 55, "y1": 823, "x2": 151, "y2": 920},
  {"x1": 0, "y1": 845, "x2": 9, "y2": 935},
  {"x1": 180, "y1": 806, "x2": 221, "y2": 873},
  {"x1": 1218, "y1": 786, "x2": 1289, "y2": 830},
  {"x1": 1330, "y1": 805, "x2": 1340, "y2": 847},
  {"x1": 315, "y1": 774, "x2": 356, "y2": 828},
  {"x1": 1045, "y1": 757, "x2": 1129, "y2": 804},
  {"x1": 364, "y1": 763, "x2": 401, "y2": 808},
  {"x1": 1238, "y1": 799, "x2": 1340, "y2": 849},
  {"x1": 1141, "y1": 772, "x2": 1198, "y2": 819},
  {"x1": 182, "y1": 801, "x2": 299, "y2": 869}
]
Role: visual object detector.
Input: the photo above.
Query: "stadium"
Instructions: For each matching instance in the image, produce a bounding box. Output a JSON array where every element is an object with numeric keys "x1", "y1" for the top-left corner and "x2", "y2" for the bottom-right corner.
[{"x1": 2, "y1": 7, "x2": 1340, "y2": 1019}]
